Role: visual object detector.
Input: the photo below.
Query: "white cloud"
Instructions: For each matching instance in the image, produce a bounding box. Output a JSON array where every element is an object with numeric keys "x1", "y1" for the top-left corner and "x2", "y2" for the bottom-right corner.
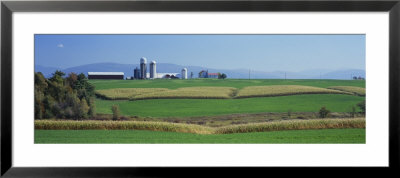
[{"x1": 57, "y1": 44, "x2": 64, "y2": 48}]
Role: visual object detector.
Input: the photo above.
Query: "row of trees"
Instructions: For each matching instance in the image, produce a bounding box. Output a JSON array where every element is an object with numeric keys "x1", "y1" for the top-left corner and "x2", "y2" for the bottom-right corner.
[
  {"x1": 35, "y1": 70, "x2": 96, "y2": 120},
  {"x1": 318, "y1": 100, "x2": 366, "y2": 118}
]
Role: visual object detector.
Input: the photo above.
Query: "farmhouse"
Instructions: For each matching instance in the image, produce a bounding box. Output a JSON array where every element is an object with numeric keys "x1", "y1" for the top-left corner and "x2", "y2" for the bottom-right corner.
[{"x1": 88, "y1": 72, "x2": 124, "y2": 80}]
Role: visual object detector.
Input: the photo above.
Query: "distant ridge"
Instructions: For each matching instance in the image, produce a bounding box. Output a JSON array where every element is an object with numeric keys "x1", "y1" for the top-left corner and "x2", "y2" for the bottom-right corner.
[{"x1": 35, "y1": 63, "x2": 365, "y2": 80}]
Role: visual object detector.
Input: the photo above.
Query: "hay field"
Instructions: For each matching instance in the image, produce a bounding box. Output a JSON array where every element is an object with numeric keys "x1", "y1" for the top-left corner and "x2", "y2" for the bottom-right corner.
[
  {"x1": 96, "y1": 87, "x2": 236, "y2": 100},
  {"x1": 235, "y1": 85, "x2": 352, "y2": 98},
  {"x1": 95, "y1": 88, "x2": 169, "y2": 100},
  {"x1": 95, "y1": 85, "x2": 356, "y2": 101},
  {"x1": 328, "y1": 86, "x2": 366, "y2": 96},
  {"x1": 132, "y1": 87, "x2": 236, "y2": 100}
]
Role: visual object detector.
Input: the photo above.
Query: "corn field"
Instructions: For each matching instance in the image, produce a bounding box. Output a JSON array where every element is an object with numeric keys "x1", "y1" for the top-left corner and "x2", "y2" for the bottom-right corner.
[
  {"x1": 35, "y1": 118, "x2": 365, "y2": 134},
  {"x1": 215, "y1": 118, "x2": 365, "y2": 134}
]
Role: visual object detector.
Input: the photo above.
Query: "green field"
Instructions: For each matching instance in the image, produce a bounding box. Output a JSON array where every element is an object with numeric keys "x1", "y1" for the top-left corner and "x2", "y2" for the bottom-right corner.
[
  {"x1": 36, "y1": 79, "x2": 366, "y2": 144},
  {"x1": 91, "y1": 79, "x2": 365, "y2": 118},
  {"x1": 34, "y1": 128, "x2": 366, "y2": 143},
  {"x1": 95, "y1": 94, "x2": 364, "y2": 117},
  {"x1": 89, "y1": 79, "x2": 365, "y2": 90}
]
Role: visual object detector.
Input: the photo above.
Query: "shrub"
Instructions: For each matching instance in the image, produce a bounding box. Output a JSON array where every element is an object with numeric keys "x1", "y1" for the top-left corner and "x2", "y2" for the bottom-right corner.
[
  {"x1": 357, "y1": 100, "x2": 366, "y2": 114},
  {"x1": 350, "y1": 106, "x2": 356, "y2": 118},
  {"x1": 319, "y1": 106, "x2": 330, "y2": 118},
  {"x1": 111, "y1": 105, "x2": 120, "y2": 121}
]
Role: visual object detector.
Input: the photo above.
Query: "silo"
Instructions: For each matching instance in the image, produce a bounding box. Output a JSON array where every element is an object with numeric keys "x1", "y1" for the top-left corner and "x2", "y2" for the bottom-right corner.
[
  {"x1": 150, "y1": 61, "x2": 157, "y2": 79},
  {"x1": 133, "y1": 67, "x2": 140, "y2": 79},
  {"x1": 181, "y1": 68, "x2": 188, "y2": 79},
  {"x1": 140, "y1": 57, "x2": 147, "y2": 79}
]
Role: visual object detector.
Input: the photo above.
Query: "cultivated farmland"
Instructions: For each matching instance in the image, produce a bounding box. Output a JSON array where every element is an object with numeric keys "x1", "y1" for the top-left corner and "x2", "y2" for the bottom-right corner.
[
  {"x1": 328, "y1": 86, "x2": 366, "y2": 96},
  {"x1": 94, "y1": 84, "x2": 359, "y2": 101},
  {"x1": 35, "y1": 128, "x2": 366, "y2": 144},
  {"x1": 35, "y1": 79, "x2": 367, "y2": 144},
  {"x1": 95, "y1": 94, "x2": 365, "y2": 117},
  {"x1": 95, "y1": 88, "x2": 169, "y2": 100},
  {"x1": 132, "y1": 87, "x2": 236, "y2": 100},
  {"x1": 89, "y1": 79, "x2": 365, "y2": 90},
  {"x1": 35, "y1": 118, "x2": 365, "y2": 134},
  {"x1": 235, "y1": 85, "x2": 352, "y2": 98}
]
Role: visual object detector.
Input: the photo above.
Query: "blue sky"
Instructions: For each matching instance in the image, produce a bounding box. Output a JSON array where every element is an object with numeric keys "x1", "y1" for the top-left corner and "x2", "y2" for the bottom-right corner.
[{"x1": 35, "y1": 34, "x2": 365, "y2": 72}]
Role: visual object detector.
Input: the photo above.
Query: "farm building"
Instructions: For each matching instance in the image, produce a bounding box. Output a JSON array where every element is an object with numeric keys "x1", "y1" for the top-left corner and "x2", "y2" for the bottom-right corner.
[
  {"x1": 199, "y1": 70, "x2": 208, "y2": 78},
  {"x1": 199, "y1": 70, "x2": 220, "y2": 78},
  {"x1": 133, "y1": 67, "x2": 140, "y2": 79},
  {"x1": 88, "y1": 72, "x2": 124, "y2": 80},
  {"x1": 207, "y1": 73, "x2": 219, "y2": 78},
  {"x1": 181, "y1": 68, "x2": 188, "y2": 79}
]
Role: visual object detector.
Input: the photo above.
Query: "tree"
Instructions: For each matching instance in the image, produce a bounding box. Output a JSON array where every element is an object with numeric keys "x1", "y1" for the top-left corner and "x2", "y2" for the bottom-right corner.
[
  {"x1": 49, "y1": 70, "x2": 65, "y2": 85},
  {"x1": 65, "y1": 72, "x2": 78, "y2": 89},
  {"x1": 79, "y1": 99, "x2": 90, "y2": 119},
  {"x1": 319, "y1": 106, "x2": 330, "y2": 118},
  {"x1": 112, "y1": 105, "x2": 120, "y2": 121},
  {"x1": 221, "y1": 73, "x2": 227, "y2": 79},
  {"x1": 34, "y1": 72, "x2": 48, "y2": 91},
  {"x1": 42, "y1": 95, "x2": 57, "y2": 118},
  {"x1": 34, "y1": 89, "x2": 45, "y2": 119},
  {"x1": 357, "y1": 100, "x2": 366, "y2": 114},
  {"x1": 35, "y1": 70, "x2": 96, "y2": 120},
  {"x1": 88, "y1": 97, "x2": 96, "y2": 118}
]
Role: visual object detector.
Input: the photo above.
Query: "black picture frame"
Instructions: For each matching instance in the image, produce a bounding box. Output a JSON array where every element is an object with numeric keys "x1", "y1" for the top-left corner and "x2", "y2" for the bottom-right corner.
[{"x1": 1, "y1": 0, "x2": 399, "y2": 177}]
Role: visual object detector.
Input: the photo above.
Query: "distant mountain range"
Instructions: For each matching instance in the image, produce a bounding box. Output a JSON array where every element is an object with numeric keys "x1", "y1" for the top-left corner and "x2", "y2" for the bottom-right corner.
[{"x1": 35, "y1": 62, "x2": 365, "y2": 80}]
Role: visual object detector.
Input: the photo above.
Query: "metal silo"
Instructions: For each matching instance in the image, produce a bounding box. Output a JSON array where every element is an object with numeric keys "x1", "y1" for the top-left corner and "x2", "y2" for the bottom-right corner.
[
  {"x1": 133, "y1": 67, "x2": 140, "y2": 79},
  {"x1": 150, "y1": 61, "x2": 156, "y2": 79},
  {"x1": 181, "y1": 68, "x2": 188, "y2": 79},
  {"x1": 140, "y1": 57, "x2": 147, "y2": 79}
]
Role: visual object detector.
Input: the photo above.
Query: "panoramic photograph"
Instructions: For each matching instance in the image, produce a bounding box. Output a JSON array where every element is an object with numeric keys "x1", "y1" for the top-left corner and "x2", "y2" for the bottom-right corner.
[{"x1": 34, "y1": 34, "x2": 366, "y2": 144}]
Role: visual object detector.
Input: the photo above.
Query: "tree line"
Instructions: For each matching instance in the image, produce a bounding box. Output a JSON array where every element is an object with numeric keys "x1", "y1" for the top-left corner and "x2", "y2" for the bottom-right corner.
[{"x1": 35, "y1": 70, "x2": 96, "y2": 120}]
